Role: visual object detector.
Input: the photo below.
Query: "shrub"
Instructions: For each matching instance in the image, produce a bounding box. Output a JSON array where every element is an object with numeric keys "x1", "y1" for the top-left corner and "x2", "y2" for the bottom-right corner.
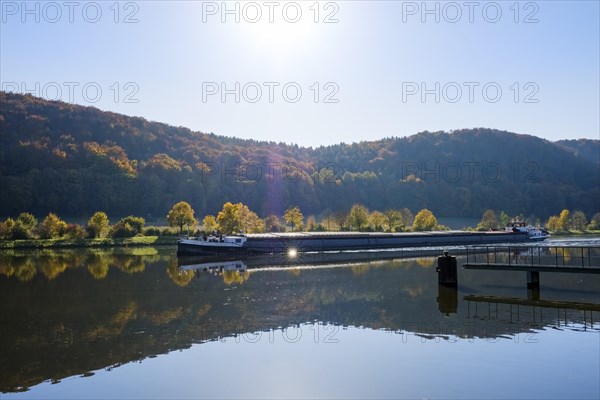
[
  {"x1": 110, "y1": 222, "x2": 137, "y2": 238},
  {"x1": 143, "y1": 226, "x2": 162, "y2": 236},
  {"x1": 63, "y1": 224, "x2": 87, "y2": 239}
]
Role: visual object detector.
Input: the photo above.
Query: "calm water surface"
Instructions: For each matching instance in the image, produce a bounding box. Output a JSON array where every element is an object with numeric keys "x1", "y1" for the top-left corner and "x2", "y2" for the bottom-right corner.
[{"x1": 1, "y1": 238, "x2": 599, "y2": 399}]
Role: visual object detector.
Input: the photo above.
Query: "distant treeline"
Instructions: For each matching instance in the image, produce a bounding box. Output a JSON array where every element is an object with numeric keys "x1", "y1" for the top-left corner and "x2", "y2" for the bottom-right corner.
[
  {"x1": 1, "y1": 92, "x2": 599, "y2": 220},
  {"x1": 2, "y1": 199, "x2": 597, "y2": 241}
]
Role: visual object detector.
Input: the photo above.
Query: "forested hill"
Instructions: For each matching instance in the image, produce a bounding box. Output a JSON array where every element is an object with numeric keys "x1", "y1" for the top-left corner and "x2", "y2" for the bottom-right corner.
[{"x1": 1, "y1": 91, "x2": 598, "y2": 220}]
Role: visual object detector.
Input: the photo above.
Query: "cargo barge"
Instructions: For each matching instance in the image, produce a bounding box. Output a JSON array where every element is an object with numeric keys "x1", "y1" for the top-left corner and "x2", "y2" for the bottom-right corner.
[{"x1": 177, "y1": 230, "x2": 544, "y2": 256}]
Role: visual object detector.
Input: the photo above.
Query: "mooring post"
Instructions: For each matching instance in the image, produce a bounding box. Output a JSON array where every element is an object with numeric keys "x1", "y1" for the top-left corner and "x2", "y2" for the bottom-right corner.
[
  {"x1": 527, "y1": 271, "x2": 540, "y2": 289},
  {"x1": 436, "y1": 251, "x2": 457, "y2": 287}
]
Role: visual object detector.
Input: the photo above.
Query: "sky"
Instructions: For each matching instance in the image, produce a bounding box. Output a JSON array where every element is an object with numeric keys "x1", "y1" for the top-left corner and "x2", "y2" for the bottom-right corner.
[{"x1": 1, "y1": 0, "x2": 599, "y2": 147}]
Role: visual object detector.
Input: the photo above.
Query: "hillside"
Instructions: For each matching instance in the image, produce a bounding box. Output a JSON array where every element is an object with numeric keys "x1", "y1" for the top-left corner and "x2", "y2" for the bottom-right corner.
[{"x1": 1, "y1": 92, "x2": 598, "y2": 220}]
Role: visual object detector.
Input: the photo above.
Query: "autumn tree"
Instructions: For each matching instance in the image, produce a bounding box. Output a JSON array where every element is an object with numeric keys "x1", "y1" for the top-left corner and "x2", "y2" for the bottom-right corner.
[
  {"x1": 546, "y1": 216, "x2": 561, "y2": 231},
  {"x1": 569, "y1": 211, "x2": 587, "y2": 231},
  {"x1": 87, "y1": 211, "x2": 110, "y2": 238},
  {"x1": 559, "y1": 209, "x2": 570, "y2": 231},
  {"x1": 284, "y1": 206, "x2": 304, "y2": 232},
  {"x1": 217, "y1": 202, "x2": 265, "y2": 234},
  {"x1": 413, "y1": 209, "x2": 438, "y2": 231},
  {"x1": 264, "y1": 215, "x2": 285, "y2": 232},
  {"x1": 332, "y1": 211, "x2": 349, "y2": 231},
  {"x1": 38, "y1": 213, "x2": 68, "y2": 239},
  {"x1": 476, "y1": 209, "x2": 498, "y2": 230},
  {"x1": 369, "y1": 211, "x2": 386, "y2": 232},
  {"x1": 202, "y1": 215, "x2": 219, "y2": 233},
  {"x1": 347, "y1": 204, "x2": 369, "y2": 231},
  {"x1": 167, "y1": 201, "x2": 195, "y2": 235},
  {"x1": 587, "y1": 212, "x2": 600, "y2": 230},
  {"x1": 306, "y1": 216, "x2": 318, "y2": 231}
]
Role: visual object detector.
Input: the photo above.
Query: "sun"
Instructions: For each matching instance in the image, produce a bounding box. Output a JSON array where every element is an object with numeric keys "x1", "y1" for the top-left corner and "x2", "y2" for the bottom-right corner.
[{"x1": 239, "y1": 9, "x2": 320, "y2": 60}]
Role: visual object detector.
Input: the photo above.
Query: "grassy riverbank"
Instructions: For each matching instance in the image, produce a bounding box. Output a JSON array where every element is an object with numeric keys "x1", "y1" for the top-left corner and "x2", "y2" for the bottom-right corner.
[
  {"x1": 547, "y1": 230, "x2": 600, "y2": 236},
  {"x1": 0, "y1": 235, "x2": 178, "y2": 249}
]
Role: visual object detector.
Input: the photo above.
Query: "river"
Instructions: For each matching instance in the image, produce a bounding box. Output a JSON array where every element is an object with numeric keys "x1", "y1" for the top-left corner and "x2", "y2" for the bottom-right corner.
[{"x1": 1, "y1": 237, "x2": 599, "y2": 399}]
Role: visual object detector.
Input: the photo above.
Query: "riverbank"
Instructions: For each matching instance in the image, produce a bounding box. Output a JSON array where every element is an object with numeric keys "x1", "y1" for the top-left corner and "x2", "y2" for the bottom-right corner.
[
  {"x1": 0, "y1": 236, "x2": 178, "y2": 249},
  {"x1": 548, "y1": 230, "x2": 600, "y2": 236}
]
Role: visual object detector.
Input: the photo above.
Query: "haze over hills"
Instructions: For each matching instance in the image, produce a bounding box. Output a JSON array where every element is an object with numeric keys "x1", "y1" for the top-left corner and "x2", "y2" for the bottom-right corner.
[{"x1": 0, "y1": 92, "x2": 598, "y2": 220}]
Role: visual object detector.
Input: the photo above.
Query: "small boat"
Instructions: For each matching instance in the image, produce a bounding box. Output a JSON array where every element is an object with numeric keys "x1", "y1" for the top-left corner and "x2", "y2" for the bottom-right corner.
[
  {"x1": 178, "y1": 233, "x2": 248, "y2": 255},
  {"x1": 505, "y1": 221, "x2": 550, "y2": 241}
]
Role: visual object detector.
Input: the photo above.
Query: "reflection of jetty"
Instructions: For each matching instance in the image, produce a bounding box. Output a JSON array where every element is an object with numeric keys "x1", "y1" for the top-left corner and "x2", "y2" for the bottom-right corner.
[
  {"x1": 463, "y1": 245, "x2": 600, "y2": 288},
  {"x1": 464, "y1": 295, "x2": 600, "y2": 329}
]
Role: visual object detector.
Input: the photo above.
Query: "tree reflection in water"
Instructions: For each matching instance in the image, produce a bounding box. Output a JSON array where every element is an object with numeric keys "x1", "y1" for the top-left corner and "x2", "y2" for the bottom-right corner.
[{"x1": 0, "y1": 247, "x2": 599, "y2": 394}]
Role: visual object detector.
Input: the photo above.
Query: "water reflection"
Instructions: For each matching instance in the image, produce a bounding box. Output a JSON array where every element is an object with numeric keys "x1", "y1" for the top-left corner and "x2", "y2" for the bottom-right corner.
[{"x1": 0, "y1": 246, "x2": 599, "y2": 395}]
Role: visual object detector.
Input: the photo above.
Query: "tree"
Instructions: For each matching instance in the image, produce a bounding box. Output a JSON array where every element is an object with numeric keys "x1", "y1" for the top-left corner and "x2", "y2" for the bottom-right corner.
[
  {"x1": 569, "y1": 211, "x2": 587, "y2": 231},
  {"x1": 11, "y1": 212, "x2": 39, "y2": 239},
  {"x1": 546, "y1": 216, "x2": 561, "y2": 231},
  {"x1": 499, "y1": 211, "x2": 510, "y2": 228},
  {"x1": 384, "y1": 210, "x2": 401, "y2": 232},
  {"x1": 332, "y1": 211, "x2": 349, "y2": 231},
  {"x1": 217, "y1": 202, "x2": 265, "y2": 234},
  {"x1": 121, "y1": 216, "x2": 145, "y2": 235},
  {"x1": 284, "y1": 206, "x2": 304, "y2": 232},
  {"x1": 413, "y1": 209, "x2": 438, "y2": 231},
  {"x1": 400, "y1": 208, "x2": 414, "y2": 227},
  {"x1": 476, "y1": 209, "x2": 498, "y2": 231},
  {"x1": 559, "y1": 209, "x2": 570, "y2": 231},
  {"x1": 87, "y1": 211, "x2": 110, "y2": 238},
  {"x1": 305, "y1": 216, "x2": 318, "y2": 231},
  {"x1": 167, "y1": 201, "x2": 195, "y2": 235},
  {"x1": 348, "y1": 204, "x2": 369, "y2": 231},
  {"x1": 265, "y1": 215, "x2": 285, "y2": 232},
  {"x1": 39, "y1": 213, "x2": 67, "y2": 239},
  {"x1": 369, "y1": 211, "x2": 386, "y2": 232},
  {"x1": 217, "y1": 202, "x2": 240, "y2": 234},
  {"x1": 588, "y1": 212, "x2": 600, "y2": 230},
  {"x1": 202, "y1": 215, "x2": 219, "y2": 233}
]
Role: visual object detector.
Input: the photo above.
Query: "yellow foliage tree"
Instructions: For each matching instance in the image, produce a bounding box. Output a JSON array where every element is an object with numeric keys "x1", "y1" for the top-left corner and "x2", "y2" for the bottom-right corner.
[{"x1": 413, "y1": 209, "x2": 438, "y2": 231}]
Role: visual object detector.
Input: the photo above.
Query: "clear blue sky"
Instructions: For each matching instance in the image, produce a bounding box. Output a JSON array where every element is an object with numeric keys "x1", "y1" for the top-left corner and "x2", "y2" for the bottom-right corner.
[{"x1": 1, "y1": 1, "x2": 599, "y2": 147}]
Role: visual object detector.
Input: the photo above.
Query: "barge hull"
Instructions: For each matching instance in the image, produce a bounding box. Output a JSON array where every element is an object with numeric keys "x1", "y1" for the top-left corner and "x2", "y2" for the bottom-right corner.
[{"x1": 177, "y1": 231, "x2": 530, "y2": 256}]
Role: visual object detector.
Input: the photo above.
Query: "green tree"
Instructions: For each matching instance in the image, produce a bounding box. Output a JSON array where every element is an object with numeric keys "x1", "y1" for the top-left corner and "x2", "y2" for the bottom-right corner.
[
  {"x1": 87, "y1": 211, "x2": 110, "y2": 238},
  {"x1": 348, "y1": 204, "x2": 369, "y2": 231},
  {"x1": 499, "y1": 211, "x2": 510, "y2": 228},
  {"x1": 167, "y1": 201, "x2": 195, "y2": 235},
  {"x1": 569, "y1": 211, "x2": 587, "y2": 231},
  {"x1": 11, "y1": 212, "x2": 38, "y2": 239},
  {"x1": 121, "y1": 216, "x2": 145, "y2": 235},
  {"x1": 369, "y1": 211, "x2": 386, "y2": 231},
  {"x1": 38, "y1": 213, "x2": 68, "y2": 239},
  {"x1": 413, "y1": 209, "x2": 438, "y2": 231},
  {"x1": 284, "y1": 206, "x2": 304, "y2": 232},
  {"x1": 476, "y1": 209, "x2": 498, "y2": 231},
  {"x1": 384, "y1": 209, "x2": 401, "y2": 232},
  {"x1": 202, "y1": 215, "x2": 219, "y2": 233}
]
